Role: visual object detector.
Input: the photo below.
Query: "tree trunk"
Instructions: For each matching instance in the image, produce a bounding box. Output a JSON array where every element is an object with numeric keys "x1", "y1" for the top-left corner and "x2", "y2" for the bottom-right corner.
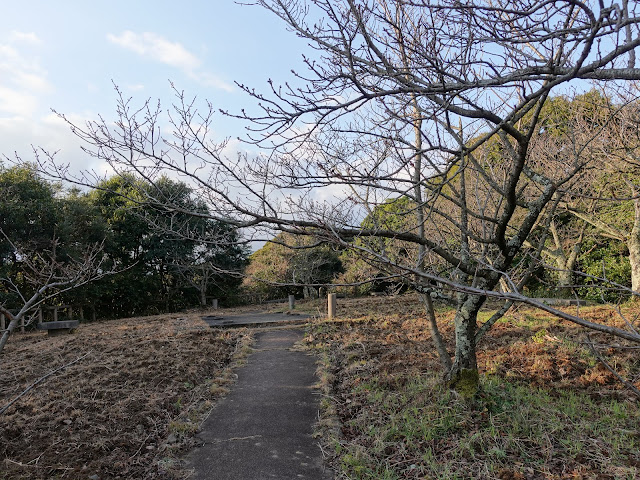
[
  {"x1": 629, "y1": 235, "x2": 640, "y2": 294},
  {"x1": 200, "y1": 289, "x2": 207, "y2": 307},
  {"x1": 421, "y1": 293, "x2": 452, "y2": 372},
  {"x1": 0, "y1": 310, "x2": 20, "y2": 355},
  {"x1": 543, "y1": 220, "x2": 586, "y2": 298},
  {"x1": 447, "y1": 295, "x2": 482, "y2": 399},
  {"x1": 498, "y1": 277, "x2": 512, "y2": 293},
  {"x1": 630, "y1": 197, "x2": 640, "y2": 294},
  {"x1": 556, "y1": 267, "x2": 573, "y2": 298},
  {"x1": 541, "y1": 245, "x2": 572, "y2": 296}
]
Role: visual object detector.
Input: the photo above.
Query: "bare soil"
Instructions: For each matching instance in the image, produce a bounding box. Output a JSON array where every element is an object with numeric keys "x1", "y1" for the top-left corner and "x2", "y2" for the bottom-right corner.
[{"x1": 0, "y1": 310, "x2": 252, "y2": 480}]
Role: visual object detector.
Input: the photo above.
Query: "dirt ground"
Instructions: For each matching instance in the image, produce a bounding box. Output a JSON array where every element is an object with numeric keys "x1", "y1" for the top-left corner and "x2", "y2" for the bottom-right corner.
[{"x1": 0, "y1": 309, "x2": 253, "y2": 480}]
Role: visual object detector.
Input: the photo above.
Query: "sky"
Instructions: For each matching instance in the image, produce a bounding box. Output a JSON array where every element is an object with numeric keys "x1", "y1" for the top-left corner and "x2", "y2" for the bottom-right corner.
[{"x1": 0, "y1": 1, "x2": 312, "y2": 175}]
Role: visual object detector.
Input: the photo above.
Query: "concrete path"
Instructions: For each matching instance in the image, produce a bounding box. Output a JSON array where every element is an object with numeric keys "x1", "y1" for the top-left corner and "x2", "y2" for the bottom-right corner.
[
  {"x1": 202, "y1": 312, "x2": 311, "y2": 328},
  {"x1": 185, "y1": 327, "x2": 333, "y2": 480}
]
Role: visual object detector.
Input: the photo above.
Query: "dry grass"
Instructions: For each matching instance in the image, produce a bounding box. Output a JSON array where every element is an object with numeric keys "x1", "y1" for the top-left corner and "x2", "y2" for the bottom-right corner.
[
  {"x1": 3, "y1": 295, "x2": 638, "y2": 479},
  {"x1": 0, "y1": 311, "x2": 251, "y2": 480},
  {"x1": 307, "y1": 294, "x2": 640, "y2": 479}
]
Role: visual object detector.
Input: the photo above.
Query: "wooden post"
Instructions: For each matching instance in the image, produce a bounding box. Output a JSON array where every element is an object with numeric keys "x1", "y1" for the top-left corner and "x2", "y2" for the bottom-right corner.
[
  {"x1": 288, "y1": 295, "x2": 295, "y2": 310},
  {"x1": 91, "y1": 306, "x2": 97, "y2": 323},
  {"x1": 53, "y1": 307, "x2": 58, "y2": 322},
  {"x1": 212, "y1": 299, "x2": 219, "y2": 310},
  {"x1": 20, "y1": 316, "x2": 25, "y2": 333},
  {"x1": 38, "y1": 308, "x2": 43, "y2": 326},
  {"x1": 328, "y1": 293, "x2": 337, "y2": 319},
  {"x1": 1, "y1": 314, "x2": 5, "y2": 331},
  {"x1": 68, "y1": 306, "x2": 74, "y2": 319},
  {"x1": 79, "y1": 307, "x2": 84, "y2": 320}
]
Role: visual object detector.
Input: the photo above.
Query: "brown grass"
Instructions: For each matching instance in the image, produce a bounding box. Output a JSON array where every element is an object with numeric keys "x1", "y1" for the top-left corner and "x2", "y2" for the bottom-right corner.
[
  {"x1": 0, "y1": 312, "x2": 251, "y2": 480},
  {"x1": 307, "y1": 294, "x2": 640, "y2": 479}
]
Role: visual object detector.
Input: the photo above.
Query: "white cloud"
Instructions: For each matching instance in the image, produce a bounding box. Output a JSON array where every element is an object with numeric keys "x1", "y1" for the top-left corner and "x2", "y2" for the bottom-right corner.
[
  {"x1": 0, "y1": 113, "x2": 115, "y2": 181},
  {"x1": 0, "y1": 34, "x2": 51, "y2": 118},
  {"x1": 220, "y1": 136, "x2": 248, "y2": 159},
  {"x1": 0, "y1": 44, "x2": 19, "y2": 60},
  {"x1": 107, "y1": 30, "x2": 233, "y2": 91},
  {"x1": 311, "y1": 182, "x2": 349, "y2": 203},
  {"x1": 189, "y1": 71, "x2": 234, "y2": 92},
  {"x1": 0, "y1": 86, "x2": 38, "y2": 116},
  {"x1": 107, "y1": 31, "x2": 201, "y2": 71},
  {"x1": 13, "y1": 70, "x2": 51, "y2": 93},
  {"x1": 9, "y1": 31, "x2": 41, "y2": 45},
  {"x1": 125, "y1": 83, "x2": 145, "y2": 92}
]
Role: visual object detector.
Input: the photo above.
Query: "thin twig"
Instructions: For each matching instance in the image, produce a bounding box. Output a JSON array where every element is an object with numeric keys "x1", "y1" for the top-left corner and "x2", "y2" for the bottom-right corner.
[
  {"x1": 0, "y1": 352, "x2": 91, "y2": 415},
  {"x1": 613, "y1": 306, "x2": 640, "y2": 336},
  {"x1": 129, "y1": 432, "x2": 154, "y2": 460}
]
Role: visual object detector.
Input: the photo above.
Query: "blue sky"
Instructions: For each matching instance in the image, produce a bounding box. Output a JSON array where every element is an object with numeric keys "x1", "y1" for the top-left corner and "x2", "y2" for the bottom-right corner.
[{"x1": 0, "y1": 1, "x2": 311, "y2": 172}]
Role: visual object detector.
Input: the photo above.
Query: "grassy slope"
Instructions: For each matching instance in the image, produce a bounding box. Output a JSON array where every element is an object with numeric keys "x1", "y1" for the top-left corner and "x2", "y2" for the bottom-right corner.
[
  {"x1": 307, "y1": 295, "x2": 640, "y2": 480},
  {"x1": 0, "y1": 311, "x2": 252, "y2": 480}
]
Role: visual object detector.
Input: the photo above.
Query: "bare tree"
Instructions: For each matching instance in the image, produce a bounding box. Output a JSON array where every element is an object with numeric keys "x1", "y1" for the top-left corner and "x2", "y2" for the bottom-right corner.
[
  {"x1": 35, "y1": 1, "x2": 640, "y2": 394},
  {"x1": 0, "y1": 233, "x2": 110, "y2": 355}
]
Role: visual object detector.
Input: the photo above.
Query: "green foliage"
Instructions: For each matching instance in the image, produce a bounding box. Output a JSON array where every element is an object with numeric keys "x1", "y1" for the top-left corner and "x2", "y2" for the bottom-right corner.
[
  {"x1": 244, "y1": 233, "x2": 342, "y2": 299},
  {"x1": 89, "y1": 174, "x2": 249, "y2": 316},
  {"x1": 89, "y1": 174, "x2": 149, "y2": 265},
  {"x1": 531, "y1": 89, "x2": 615, "y2": 138},
  {"x1": 514, "y1": 90, "x2": 637, "y2": 298},
  {"x1": 0, "y1": 164, "x2": 58, "y2": 263},
  {"x1": 578, "y1": 238, "x2": 631, "y2": 302},
  {"x1": 0, "y1": 165, "x2": 70, "y2": 308},
  {"x1": 361, "y1": 197, "x2": 417, "y2": 232},
  {"x1": 1, "y1": 168, "x2": 248, "y2": 318},
  {"x1": 338, "y1": 197, "x2": 418, "y2": 294}
]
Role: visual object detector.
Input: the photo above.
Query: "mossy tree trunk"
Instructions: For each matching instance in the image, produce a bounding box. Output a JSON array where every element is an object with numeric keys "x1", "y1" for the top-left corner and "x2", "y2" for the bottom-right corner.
[{"x1": 446, "y1": 294, "x2": 483, "y2": 399}]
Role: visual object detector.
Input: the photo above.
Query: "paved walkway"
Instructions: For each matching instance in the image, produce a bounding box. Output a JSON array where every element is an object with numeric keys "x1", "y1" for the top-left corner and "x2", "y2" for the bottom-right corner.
[
  {"x1": 202, "y1": 312, "x2": 311, "y2": 328},
  {"x1": 185, "y1": 327, "x2": 333, "y2": 480}
]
